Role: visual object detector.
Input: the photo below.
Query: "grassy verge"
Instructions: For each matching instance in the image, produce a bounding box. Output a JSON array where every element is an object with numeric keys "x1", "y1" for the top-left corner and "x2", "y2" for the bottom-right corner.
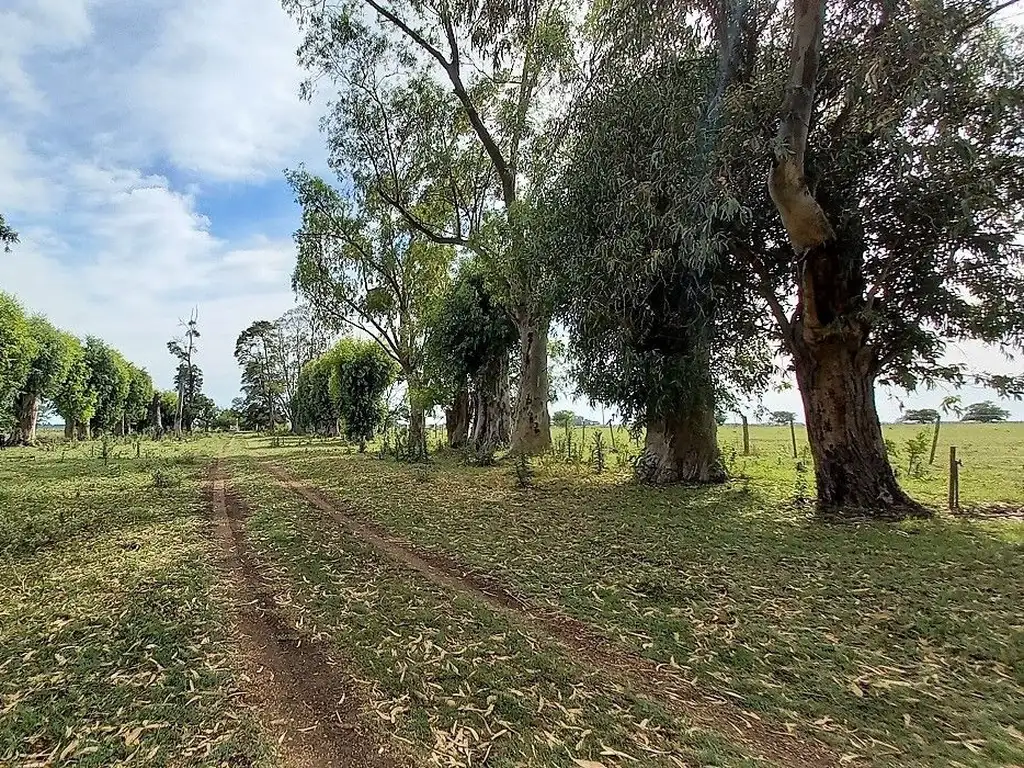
[
  {"x1": 226, "y1": 454, "x2": 767, "y2": 768},
  {"x1": 252, "y1": 433, "x2": 1024, "y2": 768},
  {"x1": 0, "y1": 436, "x2": 268, "y2": 767}
]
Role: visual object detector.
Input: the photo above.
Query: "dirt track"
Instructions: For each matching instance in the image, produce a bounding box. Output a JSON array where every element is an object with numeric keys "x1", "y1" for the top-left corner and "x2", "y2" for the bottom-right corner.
[
  {"x1": 210, "y1": 462, "x2": 401, "y2": 768},
  {"x1": 263, "y1": 461, "x2": 840, "y2": 768}
]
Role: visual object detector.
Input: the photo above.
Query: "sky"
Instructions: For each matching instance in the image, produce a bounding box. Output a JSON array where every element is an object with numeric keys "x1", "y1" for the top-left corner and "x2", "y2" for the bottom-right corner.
[{"x1": 0, "y1": 0, "x2": 1020, "y2": 424}]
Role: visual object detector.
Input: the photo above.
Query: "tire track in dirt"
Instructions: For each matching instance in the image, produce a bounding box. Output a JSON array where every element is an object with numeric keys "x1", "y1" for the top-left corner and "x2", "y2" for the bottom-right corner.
[
  {"x1": 209, "y1": 461, "x2": 403, "y2": 768},
  {"x1": 263, "y1": 461, "x2": 840, "y2": 768}
]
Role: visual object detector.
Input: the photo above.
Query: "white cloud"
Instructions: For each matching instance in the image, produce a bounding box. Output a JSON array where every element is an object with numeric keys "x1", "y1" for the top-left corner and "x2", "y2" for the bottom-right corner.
[
  {"x1": 127, "y1": 0, "x2": 319, "y2": 180},
  {"x1": 0, "y1": 0, "x2": 92, "y2": 113}
]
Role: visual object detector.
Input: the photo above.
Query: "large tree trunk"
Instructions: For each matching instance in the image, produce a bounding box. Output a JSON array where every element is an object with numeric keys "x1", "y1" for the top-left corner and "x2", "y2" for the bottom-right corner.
[
  {"x1": 445, "y1": 386, "x2": 471, "y2": 449},
  {"x1": 10, "y1": 392, "x2": 39, "y2": 445},
  {"x1": 472, "y1": 356, "x2": 511, "y2": 456},
  {"x1": 75, "y1": 421, "x2": 90, "y2": 441},
  {"x1": 767, "y1": 0, "x2": 924, "y2": 518},
  {"x1": 510, "y1": 310, "x2": 552, "y2": 455},
  {"x1": 406, "y1": 375, "x2": 427, "y2": 460},
  {"x1": 635, "y1": 391, "x2": 725, "y2": 485},
  {"x1": 64, "y1": 422, "x2": 74, "y2": 439},
  {"x1": 792, "y1": 333, "x2": 920, "y2": 513}
]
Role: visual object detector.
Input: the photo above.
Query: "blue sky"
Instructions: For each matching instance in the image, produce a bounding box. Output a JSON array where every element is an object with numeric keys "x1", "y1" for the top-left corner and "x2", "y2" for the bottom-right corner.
[{"x1": 0, "y1": 0, "x2": 1020, "y2": 422}]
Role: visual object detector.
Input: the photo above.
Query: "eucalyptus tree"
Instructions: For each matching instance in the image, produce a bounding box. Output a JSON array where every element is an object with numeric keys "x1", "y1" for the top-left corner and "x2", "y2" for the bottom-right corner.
[
  {"x1": 550, "y1": 49, "x2": 773, "y2": 483},
  {"x1": 53, "y1": 336, "x2": 96, "y2": 439},
  {"x1": 283, "y1": 0, "x2": 581, "y2": 454},
  {"x1": 425, "y1": 261, "x2": 518, "y2": 454},
  {"x1": 9, "y1": 317, "x2": 77, "y2": 444},
  {"x1": 726, "y1": 0, "x2": 1024, "y2": 514},
  {"x1": 83, "y1": 337, "x2": 131, "y2": 436},
  {"x1": 167, "y1": 310, "x2": 200, "y2": 437},
  {"x1": 289, "y1": 173, "x2": 452, "y2": 457}
]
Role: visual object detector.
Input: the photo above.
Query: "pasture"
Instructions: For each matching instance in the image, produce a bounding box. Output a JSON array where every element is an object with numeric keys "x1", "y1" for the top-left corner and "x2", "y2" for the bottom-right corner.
[{"x1": 1, "y1": 424, "x2": 1021, "y2": 767}]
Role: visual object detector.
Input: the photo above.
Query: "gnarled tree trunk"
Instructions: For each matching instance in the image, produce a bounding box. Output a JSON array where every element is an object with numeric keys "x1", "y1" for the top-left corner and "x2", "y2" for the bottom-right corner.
[
  {"x1": 635, "y1": 389, "x2": 724, "y2": 485},
  {"x1": 768, "y1": 0, "x2": 923, "y2": 517},
  {"x1": 792, "y1": 332, "x2": 918, "y2": 512},
  {"x1": 445, "y1": 386, "x2": 470, "y2": 449},
  {"x1": 9, "y1": 393, "x2": 39, "y2": 445},
  {"x1": 473, "y1": 355, "x2": 511, "y2": 456},
  {"x1": 510, "y1": 310, "x2": 551, "y2": 455}
]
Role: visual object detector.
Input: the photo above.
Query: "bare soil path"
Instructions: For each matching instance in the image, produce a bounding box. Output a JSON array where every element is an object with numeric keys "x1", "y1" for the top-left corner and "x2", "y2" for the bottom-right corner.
[
  {"x1": 209, "y1": 461, "x2": 403, "y2": 768},
  {"x1": 263, "y1": 461, "x2": 841, "y2": 768}
]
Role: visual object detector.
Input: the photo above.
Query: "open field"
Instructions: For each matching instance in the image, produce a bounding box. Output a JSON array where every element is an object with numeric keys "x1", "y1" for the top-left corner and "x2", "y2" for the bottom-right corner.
[{"x1": 2, "y1": 425, "x2": 1022, "y2": 767}]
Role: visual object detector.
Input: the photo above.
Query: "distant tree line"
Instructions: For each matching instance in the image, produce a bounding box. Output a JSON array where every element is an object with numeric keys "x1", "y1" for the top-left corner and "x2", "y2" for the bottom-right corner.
[{"x1": 0, "y1": 292, "x2": 222, "y2": 445}]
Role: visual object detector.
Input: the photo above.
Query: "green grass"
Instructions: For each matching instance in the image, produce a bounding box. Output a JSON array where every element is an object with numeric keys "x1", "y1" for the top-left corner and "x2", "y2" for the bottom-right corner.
[
  {"x1": 227, "y1": 455, "x2": 764, "y2": 767},
  {"x1": 3, "y1": 426, "x2": 1022, "y2": 767},
  {"x1": 0, "y1": 436, "x2": 268, "y2": 767},
  {"x1": 256, "y1": 424, "x2": 1024, "y2": 768}
]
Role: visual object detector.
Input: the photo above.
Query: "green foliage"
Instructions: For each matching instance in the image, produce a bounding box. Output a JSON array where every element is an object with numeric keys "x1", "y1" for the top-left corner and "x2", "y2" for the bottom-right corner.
[
  {"x1": 0, "y1": 212, "x2": 17, "y2": 251},
  {"x1": 769, "y1": 411, "x2": 796, "y2": 426},
  {"x1": 292, "y1": 356, "x2": 337, "y2": 435},
  {"x1": 124, "y1": 365, "x2": 154, "y2": 432},
  {"x1": 901, "y1": 408, "x2": 940, "y2": 424},
  {"x1": 20, "y1": 315, "x2": 77, "y2": 402},
  {"x1": 904, "y1": 430, "x2": 932, "y2": 479},
  {"x1": 83, "y1": 338, "x2": 131, "y2": 434},
  {"x1": 547, "y1": 52, "x2": 772, "y2": 428},
  {"x1": 552, "y1": 409, "x2": 575, "y2": 428},
  {"x1": 961, "y1": 400, "x2": 1011, "y2": 423},
  {"x1": 325, "y1": 339, "x2": 397, "y2": 447},
  {"x1": 424, "y1": 261, "x2": 516, "y2": 402},
  {"x1": 0, "y1": 293, "x2": 36, "y2": 429},
  {"x1": 52, "y1": 336, "x2": 96, "y2": 431}
]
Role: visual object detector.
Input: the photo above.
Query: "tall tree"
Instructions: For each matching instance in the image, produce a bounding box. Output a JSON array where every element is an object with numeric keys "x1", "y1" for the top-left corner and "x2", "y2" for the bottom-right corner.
[
  {"x1": 235, "y1": 320, "x2": 283, "y2": 431},
  {"x1": 0, "y1": 293, "x2": 36, "y2": 435},
  {"x1": 53, "y1": 336, "x2": 96, "y2": 440},
  {"x1": 123, "y1": 365, "x2": 155, "y2": 433},
  {"x1": 167, "y1": 310, "x2": 200, "y2": 438},
  {"x1": 9, "y1": 317, "x2": 77, "y2": 444},
  {"x1": 740, "y1": 0, "x2": 1024, "y2": 515},
  {"x1": 289, "y1": 173, "x2": 452, "y2": 457},
  {"x1": 283, "y1": 0, "x2": 579, "y2": 454},
  {"x1": 550, "y1": 46, "x2": 773, "y2": 483},
  {"x1": 83, "y1": 338, "x2": 130, "y2": 436},
  {"x1": 425, "y1": 261, "x2": 518, "y2": 454}
]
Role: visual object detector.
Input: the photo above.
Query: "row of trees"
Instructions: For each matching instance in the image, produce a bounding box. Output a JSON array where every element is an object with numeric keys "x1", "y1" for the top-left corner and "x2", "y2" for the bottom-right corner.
[
  {"x1": 278, "y1": 0, "x2": 1024, "y2": 517},
  {"x1": 0, "y1": 293, "x2": 222, "y2": 444},
  {"x1": 2, "y1": 292, "x2": 152, "y2": 442}
]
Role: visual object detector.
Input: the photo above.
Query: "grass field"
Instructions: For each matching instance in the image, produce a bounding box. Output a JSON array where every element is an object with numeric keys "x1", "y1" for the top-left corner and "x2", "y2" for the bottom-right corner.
[{"x1": 2, "y1": 424, "x2": 1022, "y2": 767}]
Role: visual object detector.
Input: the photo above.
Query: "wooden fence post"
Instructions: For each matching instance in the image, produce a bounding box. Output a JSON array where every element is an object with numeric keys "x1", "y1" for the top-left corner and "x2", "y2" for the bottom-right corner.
[
  {"x1": 948, "y1": 446, "x2": 961, "y2": 511},
  {"x1": 790, "y1": 417, "x2": 798, "y2": 459},
  {"x1": 929, "y1": 415, "x2": 941, "y2": 465},
  {"x1": 741, "y1": 415, "x2": 750, "y2": 456}
]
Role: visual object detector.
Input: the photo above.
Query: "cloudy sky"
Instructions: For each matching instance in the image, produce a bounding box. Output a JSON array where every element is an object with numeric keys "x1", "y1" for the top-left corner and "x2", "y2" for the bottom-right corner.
[{"x1": 0, "y1": 0, "x2": 1019, "y2": 422}]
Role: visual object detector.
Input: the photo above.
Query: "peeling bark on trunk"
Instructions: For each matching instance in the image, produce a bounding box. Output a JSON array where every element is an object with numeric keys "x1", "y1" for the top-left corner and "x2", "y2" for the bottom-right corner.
[
  {"x1": 635, "y1": 392, "x2": 725, "y2": 485},
  {"x1": 767, "y1": 0, "x2": 924, "y2": 517},
  {"x1": 472, "y1": 356, "x2": 511, "y2": 456},
  {"x1": 510, "y1": 311, "x2": 552, "y2": 455},
  {"x1": 445, "y1": 387, "x2": 470, "y2": 449},
  {"x1": 792, "y1": 331, "x2": 919, "y2": 513},
  {"x1": 10, "y1": 393, "x2": 39, "y2": 445}
]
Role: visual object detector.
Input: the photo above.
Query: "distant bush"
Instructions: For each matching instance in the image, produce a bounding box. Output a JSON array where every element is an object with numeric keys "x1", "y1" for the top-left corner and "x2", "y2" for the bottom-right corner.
[{"x1": 151, "y1": 467, "x2": 182, "y2": 488}]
